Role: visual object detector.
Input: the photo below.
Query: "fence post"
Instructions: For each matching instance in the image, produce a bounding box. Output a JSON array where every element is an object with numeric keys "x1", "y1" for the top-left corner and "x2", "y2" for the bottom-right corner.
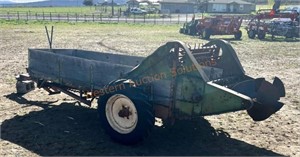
[
  {"x1": 58, "y1": 14, "x2": 60, "y2": 22},
  {"x1": 178, "y1": 14, "x2": 180, "y2": 24},
  {"x1": 50, "y1": 12, "x2": 52, "y2": 21},
  {"x1": 67, "y1": 13, "x2": 69, "y2": 22},
  {"x1": 92, "y1": 13, "x2": 94, "y2": 22},
  {"x1": 186, "y1": 14, "x2": 188, "y2": 23},
  {"x1": 43, "y1": 12, "x2": 45, "y2": 20},
  {"x1": 26, "y1": 12, "x2": 28, "y2": 21},
  {"x1": 84, "y1": 14, "x2": 86, "y2": 22},
  {"x1": 154, "y1": 14, "x2": 156, "y2": 24},
  {"x1": 163, "y1": 16, "x2": 164, "y2": 24},
  {"x1": 76, "y1": 13, "x2": 78, "y2": 22},
  {"x1": 100, "y1": 13, "x2": 102, "y2": 22},
  {"x1": 35, "y1": 13, "x2": 37, "y2": 20},
  {"x1": 7, "y1": 11, "x2": 9, "y2": 20},
  {"x1": 134, "y1": 14, "x2": 136, "y2": 23},
  {"x1": 118, "y1": 16, "x2": 119, "y2": 23},
  {"x1": 17, "y1": 11, "x2": 19, "y2": 21},
  {"x1": 144, "y1": 14, "x2": 146, "y2": 23},
  {"x1": 125, "y1": 15, "x2": 127, "y2": 23}
]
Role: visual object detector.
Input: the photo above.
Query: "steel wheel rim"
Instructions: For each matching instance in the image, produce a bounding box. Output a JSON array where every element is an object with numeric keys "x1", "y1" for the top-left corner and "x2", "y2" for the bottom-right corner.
[
  {"x1": 106, "y1": 94, "x2": 138, "y2": 134},
  {"x1": 203, "y1": 30, "x2": 206, "y2": 37}
]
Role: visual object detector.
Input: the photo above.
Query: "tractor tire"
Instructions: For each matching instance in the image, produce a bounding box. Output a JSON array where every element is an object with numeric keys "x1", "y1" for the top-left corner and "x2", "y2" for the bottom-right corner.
[
  {"x1": 248, "y1": 30, "x2": 256, "y2": 39},
  {"x1": 187, "y1": 28, "x2": 192, "y2": 35},
  {"x1": 179, "y1": 28, "x2": 184, "y2": 34},
  {"x1": 234, "y1": 30, "x2": 242, "y2": 40},
  {"x1": 98, "y1": 86, "x2": 155, "y2": 144},
  {"x1": 257, "y1": 30, "x2": 266, "y2": 40},
  {"x1": 202, "y1": 29, "x2": 211, "y2": 39},
  {"x1": 285, "y1": 30, "x2": 293, "y2": 38},
  {"x1": 184, "y1": 29, "x2": 188, "y2": 34}
]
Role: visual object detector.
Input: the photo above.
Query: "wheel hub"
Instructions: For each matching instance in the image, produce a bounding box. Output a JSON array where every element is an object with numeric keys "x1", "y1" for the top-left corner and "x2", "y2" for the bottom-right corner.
[
  {"x1": 118, "y1": 105, "x2": 132, "y2": 119},
  {"x1": 105, "y1": 94, "x2": 138, "y2": 134}
]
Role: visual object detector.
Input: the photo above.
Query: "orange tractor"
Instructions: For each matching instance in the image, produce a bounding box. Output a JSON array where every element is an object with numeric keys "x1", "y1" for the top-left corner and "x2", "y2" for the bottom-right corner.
[
  {"x1": 196, "y1": 15, "x2": 243, "y2": 40},
  {"x1": 180, "y1": 15, "x2": 243, "y2": 40}
]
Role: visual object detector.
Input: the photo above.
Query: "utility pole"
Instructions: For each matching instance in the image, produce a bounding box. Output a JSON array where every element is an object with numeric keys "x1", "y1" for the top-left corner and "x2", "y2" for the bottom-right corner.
[{"x1": 112, "y1": 0, "x2": 114, "y2": 16}]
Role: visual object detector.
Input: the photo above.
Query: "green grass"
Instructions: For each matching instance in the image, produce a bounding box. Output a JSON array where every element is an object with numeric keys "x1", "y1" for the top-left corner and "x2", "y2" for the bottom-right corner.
[
  {"x1": 0, "y1": 18, "x2": 181, "y2": 31},
  {"x1": 256, "y1": 4, "x2": 290, "y2": 11},
  {"x1": 0, "y1": 6, "x2": 127, "y2": 16}
]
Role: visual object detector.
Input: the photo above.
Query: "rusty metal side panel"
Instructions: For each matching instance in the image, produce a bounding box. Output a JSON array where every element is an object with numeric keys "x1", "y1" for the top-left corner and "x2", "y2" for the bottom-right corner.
[
  {"x1": 28, "y1": 49, "x2": 60, "y2": 82},
  {"x1": 28, "y1": 49, "x2": 138, "y2": 91},
  {"x1": 59, "y1": 55, "x2": 134, "y2": 89},
  {"x1": 50, "y1": 49, "x2": 144, "y2": 67}
]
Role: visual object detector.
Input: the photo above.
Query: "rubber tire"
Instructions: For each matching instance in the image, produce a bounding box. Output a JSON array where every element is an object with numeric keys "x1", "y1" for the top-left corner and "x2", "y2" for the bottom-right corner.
[
  {"x1": 285, "y1": 30, "x2": 293, "y2": 38},
  {"x1": 202, "y1": 28, "x2": 211, "y2": 39},
  {"x1": 98, "y1": 87, "x2": 155, "y2": 144},
  {"x1": 234, "y1": 30, "x2": 242, "y2": 40},
  {"x1": 184, "y1": 29, "x2": 188, "y2": 34},
  {"x1": 179, "y1": 28, "x2": 184, "y2": 34},
  {"x1": 248, "y1": 30, "x2": 256, "y2": 39},
  {"x1": 187, "y1": 28, "x2": 191, "y2": 35},
  {"x1": 257, "y1": 30, "x2": 266, "y2": 40}
]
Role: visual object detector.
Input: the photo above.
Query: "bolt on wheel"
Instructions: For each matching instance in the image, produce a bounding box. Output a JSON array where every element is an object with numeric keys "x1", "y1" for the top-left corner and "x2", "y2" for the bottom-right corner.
[{"x1": 105, "y1": 94, "x2": 138, "y2": 134}]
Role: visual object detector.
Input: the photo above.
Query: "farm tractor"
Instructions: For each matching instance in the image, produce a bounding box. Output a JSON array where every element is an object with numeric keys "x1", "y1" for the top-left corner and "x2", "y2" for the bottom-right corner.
[
  {"x1": 180, "y1": 15, "x2": 243, "y2": 40},
  {"x1": 246, "y1": 0, "x2": 300, "y2": 40},
  {"x1": 179, "y1": 19, "x2": 201, "y2": 36},
  {"x1": 17, "y1": 34, "x2": 286, "y2": 144}
]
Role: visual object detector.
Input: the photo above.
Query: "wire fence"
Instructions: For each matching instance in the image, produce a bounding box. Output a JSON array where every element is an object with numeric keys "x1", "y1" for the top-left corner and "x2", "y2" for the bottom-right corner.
[
  {"x1": 0, "y1": 11, "x2": 255, "y2": 24},
  {"x1": 0, "y1": 11, "x2": 196, "y2": 24}
]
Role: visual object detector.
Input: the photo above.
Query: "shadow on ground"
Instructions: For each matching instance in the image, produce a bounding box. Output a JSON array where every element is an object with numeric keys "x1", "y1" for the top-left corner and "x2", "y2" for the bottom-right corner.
[{"x1": 2, "y1": 93, "x2": 283, "y2": 156}]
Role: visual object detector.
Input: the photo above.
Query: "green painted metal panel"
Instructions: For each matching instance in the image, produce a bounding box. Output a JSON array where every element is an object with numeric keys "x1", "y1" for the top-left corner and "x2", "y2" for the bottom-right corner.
[
  {"x1": 201, "y1": 82, "x2": 253, "y2": 115},
  {"x1": 175, "y1": 76, "x2": 204, "y2": 116}
]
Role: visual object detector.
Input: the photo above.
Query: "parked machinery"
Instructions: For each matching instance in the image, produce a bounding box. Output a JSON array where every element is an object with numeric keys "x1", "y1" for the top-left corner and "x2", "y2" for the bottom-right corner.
[
  {"x1": 180, "y1": 15, "x2": 243, "y2": 40},
  {"x1": 179, "y1": 19, "x2": 201, "y2": 36},
  {"x1": 268, "y1": 17, "x2": 299, "y2": 39},
  {"x1": 246, "y1": 0, "x2": 299, "y2": 40},
  {"x1": 246, "y1": 9, "x2": 299, "y2": 40}
]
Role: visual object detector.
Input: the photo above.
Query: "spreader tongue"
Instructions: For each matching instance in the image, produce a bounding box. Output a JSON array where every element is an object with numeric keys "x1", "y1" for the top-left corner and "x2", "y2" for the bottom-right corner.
[{"x1": 233, "y1": 77, "x2": 285, "y2": 121}]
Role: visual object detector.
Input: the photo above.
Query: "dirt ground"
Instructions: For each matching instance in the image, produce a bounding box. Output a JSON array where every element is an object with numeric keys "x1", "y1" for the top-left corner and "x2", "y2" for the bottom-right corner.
[{"x1": 0, "y1": 23, "x2": 299, "y2": 156}]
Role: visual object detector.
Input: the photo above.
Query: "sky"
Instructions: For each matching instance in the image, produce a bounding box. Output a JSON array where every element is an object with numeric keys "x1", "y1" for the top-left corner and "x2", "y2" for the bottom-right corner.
[{"x1": 0, "y1": 0, "x2": 46, "y2": 3}]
